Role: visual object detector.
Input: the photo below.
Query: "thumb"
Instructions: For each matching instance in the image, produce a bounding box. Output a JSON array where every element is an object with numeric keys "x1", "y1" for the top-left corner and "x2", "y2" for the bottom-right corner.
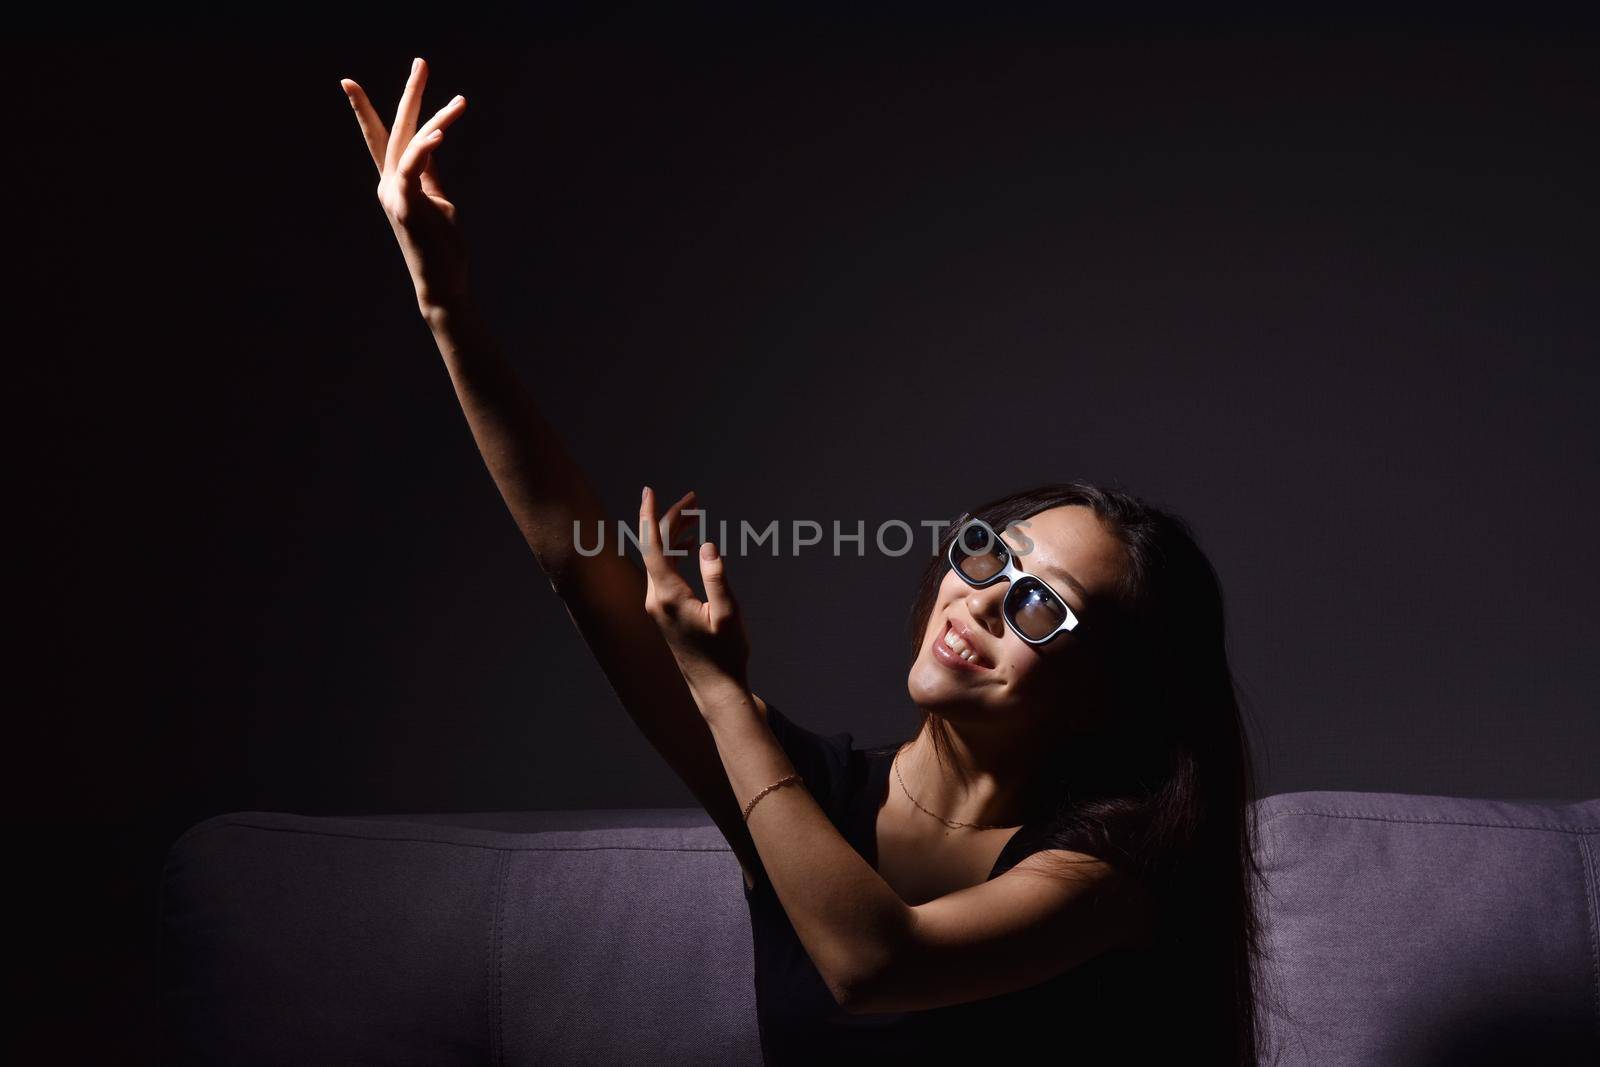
[{"x1": 699, "y1": 541, "x2": 737, "y2": 624}]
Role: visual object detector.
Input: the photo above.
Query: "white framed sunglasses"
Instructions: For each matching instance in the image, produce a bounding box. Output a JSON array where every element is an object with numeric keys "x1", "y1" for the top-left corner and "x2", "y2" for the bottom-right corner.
[{"x1": 947, "y1": 518, "x2": 1084, "y2": 646}]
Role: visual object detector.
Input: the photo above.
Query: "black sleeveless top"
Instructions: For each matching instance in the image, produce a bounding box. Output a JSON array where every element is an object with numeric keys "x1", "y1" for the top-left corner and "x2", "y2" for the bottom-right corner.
[{"x1": 741, "y1": 703, "x2": 1180, "y2": 1064}]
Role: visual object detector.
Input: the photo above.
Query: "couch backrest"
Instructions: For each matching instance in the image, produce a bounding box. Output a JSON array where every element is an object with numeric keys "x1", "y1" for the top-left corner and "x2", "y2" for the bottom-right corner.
[
  {"x1": 1253, "y1": 791, "x2": 1598, "y2": 1066},
  {"x1": 160, "y1": 808, "x2": 758, "y2": 1064},
  {"x1": 159, "y1": 793, "x2": 1599, "y2": 1064}
]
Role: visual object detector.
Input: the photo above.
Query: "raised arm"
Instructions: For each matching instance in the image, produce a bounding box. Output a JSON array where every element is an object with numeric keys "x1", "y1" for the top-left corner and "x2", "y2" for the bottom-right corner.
[{"x1": 339, "y1": 57, "x2": 769, "y2": 889}]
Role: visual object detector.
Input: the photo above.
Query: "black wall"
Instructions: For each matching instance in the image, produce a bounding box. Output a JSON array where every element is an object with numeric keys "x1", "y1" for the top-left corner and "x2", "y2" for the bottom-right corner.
[{"x1": 15, "y1": 15, "x2": 1599, "y2": 1059}]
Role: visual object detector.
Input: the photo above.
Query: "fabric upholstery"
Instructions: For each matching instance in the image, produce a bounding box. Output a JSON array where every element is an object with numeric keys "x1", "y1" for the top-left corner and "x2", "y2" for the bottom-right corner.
[{"x1": 158, "y1": 792, "x2": 1600, "y2": 1064}]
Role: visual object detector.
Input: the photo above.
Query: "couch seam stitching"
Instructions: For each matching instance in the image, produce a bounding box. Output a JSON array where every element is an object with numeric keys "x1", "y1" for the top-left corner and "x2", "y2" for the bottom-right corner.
[
  {"x1": 168, "y1": 820, "x2": 742, "y2": 853},
  {"x1": 164, "y1": 811, "x2": 1599, "y2": 858},
  {"x1": 1260, "y1": 809, "x2": 1598, "y2": 834}
]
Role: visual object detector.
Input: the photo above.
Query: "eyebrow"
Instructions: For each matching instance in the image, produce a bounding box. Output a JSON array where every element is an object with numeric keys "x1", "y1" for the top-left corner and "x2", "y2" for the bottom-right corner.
[
  {"x1": 1038, "y1": 563, "x2": 1090, "y2": 606},
  {"x1": 996, "y1": 532, "x2": 1091, "y2": 606}
]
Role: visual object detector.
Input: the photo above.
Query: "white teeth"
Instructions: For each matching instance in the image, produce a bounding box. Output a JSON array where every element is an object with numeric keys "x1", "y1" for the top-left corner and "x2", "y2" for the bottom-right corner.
[{"x1": 944, "y1": 625, "x2": 980, "y2": 663}]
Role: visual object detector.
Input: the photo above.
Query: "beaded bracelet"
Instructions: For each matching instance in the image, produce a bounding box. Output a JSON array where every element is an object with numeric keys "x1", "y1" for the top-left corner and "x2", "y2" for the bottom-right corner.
[{"x1": 742, "y1": 773, "x2": 804, "y2": 821}]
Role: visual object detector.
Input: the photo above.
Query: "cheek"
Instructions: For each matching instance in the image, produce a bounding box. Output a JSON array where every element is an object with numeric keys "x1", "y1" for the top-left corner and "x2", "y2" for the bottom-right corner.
[
  {"x1": 923, "y1": 577, "x2": 963, "y2": 636},
  {"x1": 1000, "y1": 643, "x2": 1079, "y2": 702}
]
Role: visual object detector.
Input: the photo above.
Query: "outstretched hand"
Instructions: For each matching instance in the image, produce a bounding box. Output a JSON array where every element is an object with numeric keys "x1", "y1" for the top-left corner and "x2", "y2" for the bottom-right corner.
[
  {"x1": 638, "y1": 486, "x2": 753, "y2": 708},
  {"x1": 340, "y1": 57, "x2": 471, "y2": 317}
]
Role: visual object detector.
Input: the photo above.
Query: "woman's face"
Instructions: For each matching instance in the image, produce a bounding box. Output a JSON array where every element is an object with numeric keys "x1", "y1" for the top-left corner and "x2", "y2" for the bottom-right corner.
[{"x1": 906, "y1": 505, "x2": 1128, "y2": 737}]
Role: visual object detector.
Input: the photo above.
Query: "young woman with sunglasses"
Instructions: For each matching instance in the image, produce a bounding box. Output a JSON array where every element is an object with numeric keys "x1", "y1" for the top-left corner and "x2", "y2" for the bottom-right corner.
[{"x1": 341, "y1": 58, "x2": 1271, "y2": 1065}]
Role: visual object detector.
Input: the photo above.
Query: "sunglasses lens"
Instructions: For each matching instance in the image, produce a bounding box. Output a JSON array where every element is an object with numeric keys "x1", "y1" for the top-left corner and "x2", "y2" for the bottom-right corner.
[
  {"x1": 953, "y1": 523, "x2": 1008, "y2": 583},
  {"x1": 1006, "y1": 577, "x2": 1068, "y2": 642}
]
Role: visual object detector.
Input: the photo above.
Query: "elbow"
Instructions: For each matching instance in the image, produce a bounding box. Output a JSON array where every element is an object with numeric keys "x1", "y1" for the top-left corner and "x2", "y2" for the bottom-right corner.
[
  {"x1": 824, "y1": 977, "x2": 861, "y2": 1014},
  {"x1": 827, "y1": 974, "x2": 879, "y2": 1016},
  {"x1": 832, "y1": 966, "x2": 906, "y2": 1016},
  {"x1": 817, "y1": 951, "x2": 877, "y2": 1015},
  {"x1": 815, "y1": 898, "x2": 915, "y2": 1015},
  {"x1": 824, "y1": 927, "x2": 912, "y2": 1016}
]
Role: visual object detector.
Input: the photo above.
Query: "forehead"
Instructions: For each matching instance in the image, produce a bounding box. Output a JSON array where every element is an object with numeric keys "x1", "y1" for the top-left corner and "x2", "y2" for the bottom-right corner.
[{"x1": 997, "y1": 505, "x2": 1125, "y2": 603}]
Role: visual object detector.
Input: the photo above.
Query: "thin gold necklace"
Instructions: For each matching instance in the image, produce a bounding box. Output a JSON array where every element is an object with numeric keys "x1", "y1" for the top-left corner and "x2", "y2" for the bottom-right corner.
[{"x1": 891, "y1": 746, "x2": 1019, "y2": 831}]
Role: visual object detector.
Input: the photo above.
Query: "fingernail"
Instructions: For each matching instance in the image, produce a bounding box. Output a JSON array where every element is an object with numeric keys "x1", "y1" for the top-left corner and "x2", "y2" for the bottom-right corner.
[
  {"x1": 642, "y1": 485, "x2": 650, "y2": 501},
  {"x1": 412, "y1": 57, "x2": 422, "y2": 74},
  {"x1": 701, "y1": 542, "x2": 718, "y2": 561}
]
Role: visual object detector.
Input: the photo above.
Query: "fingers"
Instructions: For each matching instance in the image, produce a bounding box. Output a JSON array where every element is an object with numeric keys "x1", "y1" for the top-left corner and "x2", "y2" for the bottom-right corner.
[
  {"x1": 639, "y1": 487, "x2": 690, "y2": 604},
  {"x1": 386, "y1": 57, "x2": 430, "y2": 175},
  {"x1": 421, "y1": 95, "x2": 468, "y2": 139},
  {"x1": 639, "y1": 485, "x2": 664, "y2": 560},
  {"x1": 396, "y1": 127, "x2": 445, "y2": 183},
  {"x1": 640, "y1": 486, "x2": 736, "y2": 630},
  {"x1": 659, "y1": 489, "x2": 699, "y2": 555},
  {"x1": 421, "y1": 148, "x2": 444, "y2": 193},
  {"x1": 698, "y1": 541, "x2": 738, "y2": 625},
  {"x1": 395, "y1": 95, "x2": 467, "y2": 183},
  {"x1": 340, "y1": 79, "x2": 389, "y2": 172}
]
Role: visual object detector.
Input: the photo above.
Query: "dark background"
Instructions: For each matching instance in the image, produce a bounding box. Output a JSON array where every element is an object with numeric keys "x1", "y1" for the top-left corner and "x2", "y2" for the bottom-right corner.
[{"x1": 14, "y1": 11, "x2": 1599, "y2": 1060}]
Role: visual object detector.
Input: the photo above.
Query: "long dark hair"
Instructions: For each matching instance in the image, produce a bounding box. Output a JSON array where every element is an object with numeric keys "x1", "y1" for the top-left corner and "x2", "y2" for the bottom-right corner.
[{"x1": 906, "y1": 480, "x2": 1272, "y2": 1065}]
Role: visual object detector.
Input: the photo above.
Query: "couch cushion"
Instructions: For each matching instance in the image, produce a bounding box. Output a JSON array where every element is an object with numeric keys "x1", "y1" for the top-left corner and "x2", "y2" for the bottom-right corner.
[
  {"x1": 159, "y1": 809, "x2": 759, "y2": 1064},
  {"x1": 1253, "y1": 791, "x2": 1599, "y2": 1066}
]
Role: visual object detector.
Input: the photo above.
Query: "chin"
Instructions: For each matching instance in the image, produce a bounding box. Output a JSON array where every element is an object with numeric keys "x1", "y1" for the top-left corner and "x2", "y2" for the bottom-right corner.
[{"x1": 906, "y1": 658, "x2": 990, "y2": 719}]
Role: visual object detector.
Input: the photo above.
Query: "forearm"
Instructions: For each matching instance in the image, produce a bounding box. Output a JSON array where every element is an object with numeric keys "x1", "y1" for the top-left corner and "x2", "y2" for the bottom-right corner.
[
  {"x1": 704, "y1": 694, "x2": 913, "y2": 1005},
  {"x1": 422, "y1": 297, "x2": 602, "y2": 587}
]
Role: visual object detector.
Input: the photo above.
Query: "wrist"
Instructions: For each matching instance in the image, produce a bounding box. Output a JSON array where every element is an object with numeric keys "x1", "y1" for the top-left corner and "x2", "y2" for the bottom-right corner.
[{"x1": 690, "y1": 677, "x2": 758, "y2": 725}]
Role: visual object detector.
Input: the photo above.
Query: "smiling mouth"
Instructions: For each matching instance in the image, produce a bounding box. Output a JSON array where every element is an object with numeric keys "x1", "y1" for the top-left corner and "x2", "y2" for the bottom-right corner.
[{"x1": 933, "y1": 618, "x2": 993, "y2": 672}]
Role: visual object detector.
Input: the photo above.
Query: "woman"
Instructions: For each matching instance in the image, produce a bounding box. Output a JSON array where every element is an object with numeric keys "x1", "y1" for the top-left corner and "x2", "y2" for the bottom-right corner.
[{"x1": 340, "y1": 58, "x2": 1270, "y2": 1065}]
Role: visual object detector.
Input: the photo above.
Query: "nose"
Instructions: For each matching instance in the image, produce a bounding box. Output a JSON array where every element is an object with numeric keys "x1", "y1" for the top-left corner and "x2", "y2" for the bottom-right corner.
[{"x1": 964, "y1": 582, "x2": 1009, "y2": 638}]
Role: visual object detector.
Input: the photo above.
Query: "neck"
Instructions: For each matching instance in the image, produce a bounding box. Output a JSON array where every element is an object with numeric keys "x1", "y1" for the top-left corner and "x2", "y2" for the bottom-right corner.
[{"x1": 895, "y1": 718, "x2": 1059, "y2": 829}]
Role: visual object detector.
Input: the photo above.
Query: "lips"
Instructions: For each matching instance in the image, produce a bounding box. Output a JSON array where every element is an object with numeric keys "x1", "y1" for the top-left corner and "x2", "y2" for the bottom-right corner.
[{"x1": 932, "y1": 618, "x2": 994, "y2": 673}]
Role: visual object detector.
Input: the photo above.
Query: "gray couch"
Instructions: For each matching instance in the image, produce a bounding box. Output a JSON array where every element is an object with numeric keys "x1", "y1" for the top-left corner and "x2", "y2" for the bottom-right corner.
[{"x1": 158, "y1": 791, "x2": 1599, "y2": 1064}]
